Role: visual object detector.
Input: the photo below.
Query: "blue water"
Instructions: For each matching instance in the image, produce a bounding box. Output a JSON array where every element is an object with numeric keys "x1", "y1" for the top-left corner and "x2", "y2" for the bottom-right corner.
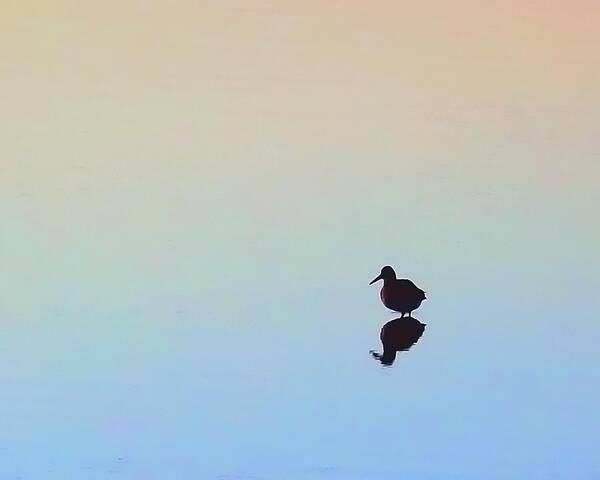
[{"x1": 2, "y1": 226, "x2": 599, "y2": 479}]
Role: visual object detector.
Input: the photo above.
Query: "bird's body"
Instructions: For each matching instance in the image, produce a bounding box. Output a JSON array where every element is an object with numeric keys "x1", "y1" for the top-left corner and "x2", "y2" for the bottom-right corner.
[{"x1": 370, "y1": 266, "x2": 426, "y2": 317}]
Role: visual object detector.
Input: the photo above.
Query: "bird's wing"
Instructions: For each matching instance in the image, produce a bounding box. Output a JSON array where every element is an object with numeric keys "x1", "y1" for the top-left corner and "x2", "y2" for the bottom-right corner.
[{"x1": 398, "y1": 279, "x2": 426, "y2": 299}]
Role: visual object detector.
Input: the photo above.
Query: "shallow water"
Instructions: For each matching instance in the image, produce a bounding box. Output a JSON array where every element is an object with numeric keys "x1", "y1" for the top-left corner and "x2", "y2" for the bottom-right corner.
[{"x1": 2, "y1": 1, "x2": 600, "y2": 479}]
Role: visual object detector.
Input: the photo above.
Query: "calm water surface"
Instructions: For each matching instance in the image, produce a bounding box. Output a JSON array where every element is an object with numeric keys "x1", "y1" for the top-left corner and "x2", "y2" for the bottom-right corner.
[{"x1": 2, "y1": 1, "x2": 599, "y2": 479}]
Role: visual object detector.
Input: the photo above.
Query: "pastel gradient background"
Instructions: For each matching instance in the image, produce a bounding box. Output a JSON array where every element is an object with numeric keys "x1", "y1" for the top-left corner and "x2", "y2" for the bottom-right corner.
[{"x1": 2, "y1": 1, "x2": 599, "y2": 479}]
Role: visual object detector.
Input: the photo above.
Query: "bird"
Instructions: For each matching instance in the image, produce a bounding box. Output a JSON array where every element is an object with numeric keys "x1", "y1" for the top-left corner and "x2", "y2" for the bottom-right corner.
[
  {"x1": 369, "y1": 265, "x2": 426, "y2": 317},
  {"x1": 370, "y1": 317, "x2": 426, "y2": 366}
]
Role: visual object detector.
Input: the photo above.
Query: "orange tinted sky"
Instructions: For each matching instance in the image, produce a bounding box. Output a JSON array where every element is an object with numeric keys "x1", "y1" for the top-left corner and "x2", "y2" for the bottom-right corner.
[{"x1": 2, "y1": 0, "x2": 599, "y2": 279}]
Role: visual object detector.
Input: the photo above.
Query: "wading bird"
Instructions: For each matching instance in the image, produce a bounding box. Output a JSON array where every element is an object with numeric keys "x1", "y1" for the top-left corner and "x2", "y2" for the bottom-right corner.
[{"x1": 369, "y1": 265, "x2": 426, "y2": 317}]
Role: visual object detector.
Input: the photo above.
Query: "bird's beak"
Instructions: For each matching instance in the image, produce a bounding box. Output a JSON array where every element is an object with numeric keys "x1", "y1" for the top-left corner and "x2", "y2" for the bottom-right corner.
[{"x1": 369, "y1": 274, "x2": 382, "y2": 285}]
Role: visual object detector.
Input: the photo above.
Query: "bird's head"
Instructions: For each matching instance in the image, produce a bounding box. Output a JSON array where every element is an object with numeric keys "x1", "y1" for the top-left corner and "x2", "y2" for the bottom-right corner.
[{"x1": 369, "y1": 265, "x2": 397, "y2": 285}]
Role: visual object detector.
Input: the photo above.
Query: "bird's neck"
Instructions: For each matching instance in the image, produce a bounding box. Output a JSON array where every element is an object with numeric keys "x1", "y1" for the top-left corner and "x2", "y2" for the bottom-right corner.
[{"x1": 382, "y1": 277, "x2": 396, "y2": 286}]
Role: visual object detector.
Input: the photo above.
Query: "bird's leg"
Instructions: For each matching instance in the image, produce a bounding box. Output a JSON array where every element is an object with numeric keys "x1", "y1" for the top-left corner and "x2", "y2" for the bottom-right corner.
[
  {"x1": 400, "y1": 312, "x2": 405, "y2": 318},
  {"x1": 408, "y1": 311, "x2": 413, "y2": 317}
]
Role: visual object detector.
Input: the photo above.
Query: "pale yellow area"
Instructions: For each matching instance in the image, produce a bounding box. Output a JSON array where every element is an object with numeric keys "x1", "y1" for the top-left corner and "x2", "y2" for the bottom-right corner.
[{"x1": 1, "y1": 1, "x2": 599, "y2": 299}]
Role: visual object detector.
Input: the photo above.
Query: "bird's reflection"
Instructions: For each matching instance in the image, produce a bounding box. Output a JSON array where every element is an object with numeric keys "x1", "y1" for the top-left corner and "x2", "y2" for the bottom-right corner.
[{"x1": 370, "y1": 317, "x2": 426, "y2": 366}]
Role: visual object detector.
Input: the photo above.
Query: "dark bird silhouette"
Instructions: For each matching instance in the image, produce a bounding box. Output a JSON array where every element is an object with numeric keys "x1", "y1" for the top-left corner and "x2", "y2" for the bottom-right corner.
[
  {"x1": 369, "y1": 265, "x2": 426, "y2": 317},
  {"x1": 370, "y1": 317, "x2": 426, "y2": 366}
]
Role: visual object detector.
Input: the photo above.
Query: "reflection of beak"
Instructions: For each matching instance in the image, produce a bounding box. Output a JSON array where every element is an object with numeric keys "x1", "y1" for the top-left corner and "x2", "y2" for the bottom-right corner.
[{"x1": 369, "y1": 274, "x2": 382, "y2": 285}]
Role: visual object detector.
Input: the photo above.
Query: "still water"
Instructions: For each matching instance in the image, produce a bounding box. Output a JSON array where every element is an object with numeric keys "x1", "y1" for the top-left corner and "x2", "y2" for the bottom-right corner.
[
  {"x1": 2, "y1": 193, "x2": 598, "y2": 479},
  {"x1": 2, "y1": 1, "x2": 600, "y2": 479}
]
